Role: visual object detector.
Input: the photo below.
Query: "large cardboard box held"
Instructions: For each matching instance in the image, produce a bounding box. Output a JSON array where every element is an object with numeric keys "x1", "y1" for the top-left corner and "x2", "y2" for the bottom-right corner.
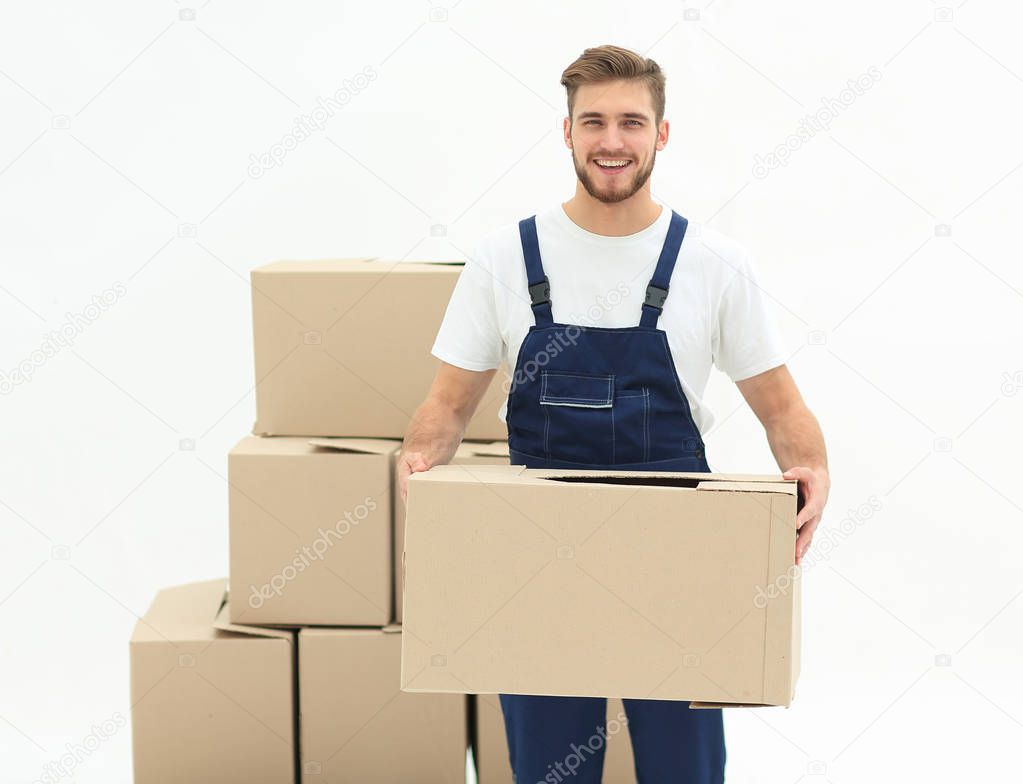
[
  {"x1": 228, "y1": 436, "x2": 397, "y2": 626},
  {"x1": 251, "y1": 258, "x2": 509, "y2": 440},
  {"x1": 401, "y1": 465, "x2": 801, "y2": 708},
  {"x1": 476, "y1": 694, "x2": 637, "y2": 784},
  {"x1": 393, "y1": 440, "x2": 510, "y2": 621},
  {"x1": 300, "y1": 626, "x2": 466, "y2": 783},
  {"x1": 130, "y1": 579, "x2": 296, "y2": 784}
]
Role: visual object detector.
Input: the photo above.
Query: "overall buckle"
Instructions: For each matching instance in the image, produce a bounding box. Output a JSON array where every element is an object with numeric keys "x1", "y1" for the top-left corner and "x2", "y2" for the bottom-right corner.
[
  {"x1": 644, "y1": 284, "x2": 668, "y2": 310},
  {"x1": 529, "y1": 276, "x2": 551, "y2": 307}
]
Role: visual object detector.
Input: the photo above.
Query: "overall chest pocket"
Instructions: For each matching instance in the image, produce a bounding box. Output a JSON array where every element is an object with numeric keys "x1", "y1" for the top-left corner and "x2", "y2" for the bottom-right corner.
[{"x1": 539, "y1": 371, "x2": 649, "y2": 465}]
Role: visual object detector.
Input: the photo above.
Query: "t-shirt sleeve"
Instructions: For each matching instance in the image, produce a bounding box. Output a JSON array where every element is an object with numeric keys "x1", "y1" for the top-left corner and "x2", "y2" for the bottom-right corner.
[
  {"x1": 713, "y1": 250, "x2": 788, "y2": 382},
  {"x1": 430, "y1": 246, "x2": 504, "y2": 372}
]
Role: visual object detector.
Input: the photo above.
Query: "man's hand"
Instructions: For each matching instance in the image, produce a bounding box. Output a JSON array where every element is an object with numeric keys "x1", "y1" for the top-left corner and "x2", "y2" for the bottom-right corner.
[
  {"x1": 397, "y1": 361, "x2": 497, "y2": 505},
  {"x1": 782, "y1": 465, "x2": 830, "y2": 566},
  {"x1": 397, "y1": 450, "x2": 432, "y2": 506}
]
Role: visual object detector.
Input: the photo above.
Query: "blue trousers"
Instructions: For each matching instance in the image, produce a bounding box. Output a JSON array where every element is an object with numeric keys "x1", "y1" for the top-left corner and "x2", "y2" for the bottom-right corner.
[{"x1": 499, "y1": 693, "x2": 725, "y2": 783}]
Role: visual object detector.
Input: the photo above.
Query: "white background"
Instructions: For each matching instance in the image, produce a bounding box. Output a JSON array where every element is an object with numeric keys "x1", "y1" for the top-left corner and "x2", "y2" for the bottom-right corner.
[{"x1": 2, "y1": 1, "x2": 1022, "y2": 782}]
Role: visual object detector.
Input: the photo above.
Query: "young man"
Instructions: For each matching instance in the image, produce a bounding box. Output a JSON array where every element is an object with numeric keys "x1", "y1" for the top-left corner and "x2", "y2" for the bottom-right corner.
[{"x1": 399, "y1": 44, "x2": 829, "y2": 784}]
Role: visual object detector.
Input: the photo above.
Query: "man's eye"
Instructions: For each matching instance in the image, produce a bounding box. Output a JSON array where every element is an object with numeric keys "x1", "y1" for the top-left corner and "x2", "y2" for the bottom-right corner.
[{"x1": 626, "y1": 120, "x2": 641, "y2": 126}]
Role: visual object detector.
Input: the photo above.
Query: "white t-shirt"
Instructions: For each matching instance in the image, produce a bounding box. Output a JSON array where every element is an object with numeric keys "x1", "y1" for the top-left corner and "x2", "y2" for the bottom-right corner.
[{"x1": 430, "y1": 199, "x2": 788, "y2": 435}]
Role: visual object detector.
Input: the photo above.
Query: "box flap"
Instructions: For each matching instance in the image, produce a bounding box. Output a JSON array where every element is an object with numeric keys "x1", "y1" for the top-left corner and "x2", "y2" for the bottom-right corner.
[
  {"x1": 253, "y1": 257, "x2": 376, "y2": 274},
  {"x1": 411, "y1": 464, "x2": 793, "y2": 492},
  {"x1": 213, "y1": 598, "x2": 293, "y2": 641},
  {"x1": 529, "y1": 468, "x2": 789, "y2": 484},
  {"x1": 130, "y1": 578, "x2": 228, "y2": 644},
  {"x1": 229, "y1": 435, "x2": 320, "y2": 457},
  {"x1": 401, "y1": 260, "x2": 466, "y2": 266},
  {"x1": 299, "y1": 627, "x2": 385, "y2": 639},
  {"x1": 695, "y1": 480, "x2": 796, "y2": 495},
  {"x1": 409, "y1": 465, "x2": 527, "y2": 486},
  {"x1": 307, "y1": 437, "x2": 402, "y2": 456},
  {"x1": 230, "y1": 435, "x2": 399, "y2": 457},
  {"x1": 252, "y1": 259, "x2": 465, "y2": 275}
]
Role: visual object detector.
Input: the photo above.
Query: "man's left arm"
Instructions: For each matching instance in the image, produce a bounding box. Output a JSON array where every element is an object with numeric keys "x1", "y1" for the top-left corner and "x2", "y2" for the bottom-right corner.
[{"x1": 735, "y1": 364, "x2": 829, "y2": 565}]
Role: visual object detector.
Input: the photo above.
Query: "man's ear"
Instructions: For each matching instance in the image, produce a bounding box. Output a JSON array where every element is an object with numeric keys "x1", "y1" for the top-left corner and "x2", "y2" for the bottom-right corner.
[{"x1": 656, "y1": 119, "x2": 669, "y2": 150}]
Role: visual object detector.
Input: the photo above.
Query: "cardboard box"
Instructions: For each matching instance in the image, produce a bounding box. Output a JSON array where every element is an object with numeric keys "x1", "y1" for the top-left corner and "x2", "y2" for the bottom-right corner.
[
  {"x1": 300, "y1": 626, "x2": 467, "y2": 782},
  {"x1": 130, "y1": 579, "x2": 296, "y2": 783},
  {"x1": 393, "y1": 440, "x2": 510, "y2": 622},
  {"x1": 476, "y1": 694, "x2": 636, "y2": 783},
  {"x1": 401, "y1": 465, "x2": 801, "y2": 708},
  {"x1": 228, "y1": 435, "x2": 397, "y2": 626},
  {"x1": 251, "y1": 258, "x2": 509, "y2": 440}
]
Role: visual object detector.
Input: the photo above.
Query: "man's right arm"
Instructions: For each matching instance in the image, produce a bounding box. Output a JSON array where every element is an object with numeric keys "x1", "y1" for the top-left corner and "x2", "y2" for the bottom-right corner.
[{"x1": 397, "y1": 361, "x2": 498, "y2": 504}]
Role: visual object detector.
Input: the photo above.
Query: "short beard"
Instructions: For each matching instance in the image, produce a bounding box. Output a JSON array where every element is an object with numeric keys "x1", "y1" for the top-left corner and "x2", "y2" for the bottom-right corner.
[{"x1": 572, "y1": 146, "x2": 656, "y2": 204}]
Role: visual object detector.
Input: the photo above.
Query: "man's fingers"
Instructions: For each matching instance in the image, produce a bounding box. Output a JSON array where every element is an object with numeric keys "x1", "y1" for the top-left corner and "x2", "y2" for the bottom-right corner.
[
  {"x1": 785, "y1": 466, "x2": 828, "y2": 563},
  {"x1": 796, "y1": 504, "x2": 820, "y2": 530},
  {"x1": 403, "y1": 452, "x2": 430, "y2": 472},
  {"x1": 398, "y1": 453, "x2": 429, "y2": 473},
  {"x1": 784, "y1": 467, "x2": 814, "y2": 517},
  {"x1": 397, "y1": 453, "x2": 431, "y2": 507},
  {"x1": 794, "y1": 516, "x2": 820, "y2": 562},
  {"x1": 795, "y1": 532, "x2": 810, "y2": 563}
]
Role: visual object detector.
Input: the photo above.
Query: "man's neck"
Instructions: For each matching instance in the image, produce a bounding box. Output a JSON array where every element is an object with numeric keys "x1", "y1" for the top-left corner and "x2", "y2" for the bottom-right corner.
[{"x1": 561, "y1": 190, "x2": 662, "y2": 237}]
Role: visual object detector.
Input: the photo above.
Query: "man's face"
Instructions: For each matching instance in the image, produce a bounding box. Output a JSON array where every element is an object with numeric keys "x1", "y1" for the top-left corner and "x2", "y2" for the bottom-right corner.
[{"x1": 565, "y1": 79, "x2": 667, "y2": 204}]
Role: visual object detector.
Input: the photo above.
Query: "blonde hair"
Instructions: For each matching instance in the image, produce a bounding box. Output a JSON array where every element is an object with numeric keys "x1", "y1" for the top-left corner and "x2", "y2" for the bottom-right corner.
[{"x1": 560, "y1": 45, "x2": 666, "y2": 125}]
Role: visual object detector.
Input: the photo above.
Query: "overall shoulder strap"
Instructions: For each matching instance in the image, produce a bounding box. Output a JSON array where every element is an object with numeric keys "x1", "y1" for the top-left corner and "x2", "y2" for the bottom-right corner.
[
  {"x1": 518, "y1": 216, "x2": 554, "y2": 326},
  {"x1": 640, "y1": 210, "x2": 689, "y2": 328}
]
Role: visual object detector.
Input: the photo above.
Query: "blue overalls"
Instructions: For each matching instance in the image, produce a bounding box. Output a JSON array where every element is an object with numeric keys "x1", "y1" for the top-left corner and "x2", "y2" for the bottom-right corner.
[{"x1": 500, "y1": 209, "x2": 726, "y2": 783}]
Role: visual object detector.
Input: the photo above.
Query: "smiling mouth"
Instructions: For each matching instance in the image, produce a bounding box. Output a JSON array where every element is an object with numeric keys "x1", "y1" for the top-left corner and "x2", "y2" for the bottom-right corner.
[{"x1": 593, "y1": 159, "x2": 632, "y2": 172}]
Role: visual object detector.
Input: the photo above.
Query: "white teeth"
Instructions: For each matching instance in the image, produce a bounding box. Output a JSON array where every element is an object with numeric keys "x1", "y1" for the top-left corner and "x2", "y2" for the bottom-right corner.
[{"x1": 595, "y1": 160, "x2": 630, "y2": 167}]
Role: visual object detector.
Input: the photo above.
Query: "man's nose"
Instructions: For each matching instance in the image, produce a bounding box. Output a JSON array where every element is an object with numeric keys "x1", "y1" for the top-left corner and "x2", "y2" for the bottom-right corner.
[{"x1": 600, "y1": 126, "x2": 626, "y2": 151}]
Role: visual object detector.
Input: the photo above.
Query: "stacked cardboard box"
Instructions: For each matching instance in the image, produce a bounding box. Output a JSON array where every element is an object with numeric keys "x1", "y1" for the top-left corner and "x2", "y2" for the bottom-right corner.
[
  {"x1": 249, "y1": 259, "x2": 508, "y2": 440},
  {"x1": 130, "y1": 260, "x2": 513, "y2": 783},
  {"x1": 129, "y1": 579, "x2": 296, "y2": 784}
]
